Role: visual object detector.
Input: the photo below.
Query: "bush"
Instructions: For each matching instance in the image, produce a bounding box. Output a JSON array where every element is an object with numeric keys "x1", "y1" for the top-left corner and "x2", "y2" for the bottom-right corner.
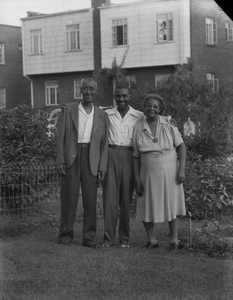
[
  {"x1": 0, "y1": 106, "x2": 58, "y2": 214},
  {"x1": 185, "y1": 155, "x2": 233, "y2": 219},
  {"x1": 0, "y1": 106, "x2": 57, "y2": 164}
]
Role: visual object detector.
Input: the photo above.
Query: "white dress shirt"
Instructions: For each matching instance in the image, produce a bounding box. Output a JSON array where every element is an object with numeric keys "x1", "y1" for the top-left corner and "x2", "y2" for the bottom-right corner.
[
  {"x1": 78, "y1": 102, "x2": 94, "y2": 143},
  {"x1": 106, "y1": 106, "x2": 144, "y2": 146}
]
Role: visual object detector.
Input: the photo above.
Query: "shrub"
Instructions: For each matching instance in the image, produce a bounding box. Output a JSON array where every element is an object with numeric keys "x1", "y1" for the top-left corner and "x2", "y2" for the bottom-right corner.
[
  {"x1": 0, "y1": 106, "x2": 57, "y2": 164},
  {"x1": 0, "y1": 106, "x2": 58, "y2": 214},
  {"x1": 185, "y1": 155, "x2": 233, "y2": 219}
]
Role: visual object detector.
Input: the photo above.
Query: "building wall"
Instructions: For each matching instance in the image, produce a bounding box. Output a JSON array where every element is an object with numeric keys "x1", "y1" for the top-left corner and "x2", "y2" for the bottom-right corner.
[
  {"x1": 100, "y1": 0, "x2": 191, "y2": 69},
  {"x1": 22, "y1": 9, "x2": 95, "y2": 75},
  {"x1": 191, "y1": 0, "x2": 233, "y2": 84},
  {"x1": 30, "y1": 71, "x2": 94, "y2": 111},
  {"x1": 0, "y1": 24, "x2": 30, "y2": 109}
]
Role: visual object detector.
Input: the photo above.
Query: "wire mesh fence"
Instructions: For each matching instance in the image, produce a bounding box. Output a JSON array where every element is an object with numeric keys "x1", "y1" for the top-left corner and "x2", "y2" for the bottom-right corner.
[{"x1": 0, "y1": 162, "x2": 60, "y2": 219}]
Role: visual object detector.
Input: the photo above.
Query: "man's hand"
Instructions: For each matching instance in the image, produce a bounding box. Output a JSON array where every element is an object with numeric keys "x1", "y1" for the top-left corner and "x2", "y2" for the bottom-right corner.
[
  {"x1": 57, "y1": 164, "x2": 66, "y2": 176},
  {"x1": 170, "y1": 118, "x2": 177, "y2": 127},
  {"x1": 97, "y1": 171, "x2": 105, "y2": 183},
  {"x1": 135, "y1": 181, "x2": 145, "y2": 197},
  {"x1": 61, "y1": 103, "x2": 67, "y2": 114}
]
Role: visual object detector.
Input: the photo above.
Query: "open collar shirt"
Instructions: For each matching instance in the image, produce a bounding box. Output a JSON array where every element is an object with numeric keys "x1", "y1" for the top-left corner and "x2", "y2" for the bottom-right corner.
[
  {"x1": 78, "y1": 102, "x2": 94, "y2": 143},
  {"x1": 106, "y1": 106, "x2": 144, "y2": 146}
]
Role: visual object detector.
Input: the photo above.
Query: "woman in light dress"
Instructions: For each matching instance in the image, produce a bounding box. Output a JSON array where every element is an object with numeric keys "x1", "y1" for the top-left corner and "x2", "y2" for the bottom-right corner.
[{"x1": 132, "y1": 94, "x2": 186, "y2": 251}]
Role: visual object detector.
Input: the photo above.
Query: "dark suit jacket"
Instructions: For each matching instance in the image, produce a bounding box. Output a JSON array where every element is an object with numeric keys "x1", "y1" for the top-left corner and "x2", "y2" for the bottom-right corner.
[{"x1": 56, "y1": 101, "x2": 109, "y2": 176}]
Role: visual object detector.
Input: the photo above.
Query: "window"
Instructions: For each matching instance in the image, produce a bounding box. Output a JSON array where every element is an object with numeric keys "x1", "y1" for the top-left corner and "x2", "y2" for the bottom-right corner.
[
  {"x1": 18, "y1": 44, "x2": 22, "y2": 61},
  {"x1": 45, "y1": 81, "x2": 58, "y2": 106},
  {"x1": 156, "y1": 14, "x2": 173, "y2": 43},
  {"x1": 74, "y1": 79, "x2": 82, "y2": 99},
  {"x1": 112, "y1": 18, "x2": 128, "y2": 46},
  {"x1": 66, "y1": 24, "x2": 80, "y2": 51},
  {"x1": 30, "y1": 29, "x2": 43, "y2": 54},
  {"x1": 207, "y1": 73, "x2": 219, "y2": 92},
  {"x1": 0, "y1": 43, "x2": 5, "y2": 64},
  {"x1": 126, "y1": 75, "x2": 136, "y2": 88},
  {"x1": 226, "y1": 22, "x2": 233, "y2": 42},
  {"x1": 155, "y1": 74, "x2": 170, "y2": 87},
  {"x1": 206, "y1": 18, "x2": 217, "y2": 45},
  {"x1": 0, "y1": 88, "x2": 6, "y2": 109}
]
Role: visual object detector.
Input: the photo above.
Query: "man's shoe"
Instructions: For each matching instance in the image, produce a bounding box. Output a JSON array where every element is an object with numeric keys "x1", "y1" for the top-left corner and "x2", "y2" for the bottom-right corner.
[
  {"x1": 83, "y1": 243, "x2": 100, "y2": 249},
  {"x1": 102, "y1": 243, "x2": 112, "y2": 248},
  {"x1": 120, "y1": 244, "x2": 130, "y2": 248},
  {"x1": 143, "y1": 241, "x2": 159, "y2": 249},
  {"x1": 58, "y1": 235, "x2": 72, "y2": 245}
]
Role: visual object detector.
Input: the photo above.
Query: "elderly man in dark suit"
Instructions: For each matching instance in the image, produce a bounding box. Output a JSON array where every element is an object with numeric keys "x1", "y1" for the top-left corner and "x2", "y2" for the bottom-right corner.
[{"x1": 56, "y1": 78, "x2": 109, "y2": 247}]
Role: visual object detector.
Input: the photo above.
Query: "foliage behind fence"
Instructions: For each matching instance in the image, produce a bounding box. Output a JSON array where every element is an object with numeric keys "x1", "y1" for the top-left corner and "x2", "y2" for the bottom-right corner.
[{"x1": 0, "y1": 162, "x2": 60, "y2": 217}]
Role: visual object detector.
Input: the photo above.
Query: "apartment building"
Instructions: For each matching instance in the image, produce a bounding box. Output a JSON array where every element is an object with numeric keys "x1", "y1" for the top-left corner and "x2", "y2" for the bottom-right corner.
[
  {"x1": 21, "y1": 0, "x2": 233, "y2": 110},
  {"x1": 0, "y1": 24, "x2": 30, "y2": 109}
]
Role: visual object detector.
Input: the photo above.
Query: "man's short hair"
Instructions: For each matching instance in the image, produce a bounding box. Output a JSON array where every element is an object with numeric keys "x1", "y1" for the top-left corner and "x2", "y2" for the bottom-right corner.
[
  {"x1": 115, "y1": 80, "x2": 129, "y2": 92},
  {"x1": 81, "y1": 78, "x2": 98, "y2": 90}
]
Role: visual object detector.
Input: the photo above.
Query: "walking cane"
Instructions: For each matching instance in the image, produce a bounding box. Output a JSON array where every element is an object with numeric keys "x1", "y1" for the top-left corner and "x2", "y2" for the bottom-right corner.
[{"x1": 187, "y1": 211, "x2": 192, "y2": 248}]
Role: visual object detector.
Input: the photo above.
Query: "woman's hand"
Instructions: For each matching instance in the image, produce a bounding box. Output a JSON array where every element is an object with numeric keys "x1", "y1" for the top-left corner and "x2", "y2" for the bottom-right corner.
[
  {"x1": 177, "y1": 168, "x2": 185, "y2": 184},
  {"x1": 135, "y1": 181, "x2": 145, "y2": 197}
]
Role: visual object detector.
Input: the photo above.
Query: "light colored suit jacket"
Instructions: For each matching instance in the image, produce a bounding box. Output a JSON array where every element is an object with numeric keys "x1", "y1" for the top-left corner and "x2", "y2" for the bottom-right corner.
[{"x1": 56, "y1": 102, "x2": 109, "y2": 176}]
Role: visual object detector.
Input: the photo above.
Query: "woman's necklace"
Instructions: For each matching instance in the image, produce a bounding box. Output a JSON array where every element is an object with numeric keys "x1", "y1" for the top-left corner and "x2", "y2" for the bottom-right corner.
[{"x1": 147, "y1": 120, "x2": 158, "y2": 143}]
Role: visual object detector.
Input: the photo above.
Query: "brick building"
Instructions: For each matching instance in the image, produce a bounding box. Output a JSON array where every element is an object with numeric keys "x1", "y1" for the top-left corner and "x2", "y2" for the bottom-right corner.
[
  {"x1": 0, "y1": 24, "x2": 30, "y2": 110},
  {"x1": 21, "y1": 0, "x2": 233, "y2": 111}
]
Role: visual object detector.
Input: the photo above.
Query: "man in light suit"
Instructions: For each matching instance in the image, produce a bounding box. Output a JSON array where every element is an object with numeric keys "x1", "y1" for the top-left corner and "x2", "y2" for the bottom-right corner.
[{"x1": 56, "y1": 78, "x2": 109, "y2": 247}]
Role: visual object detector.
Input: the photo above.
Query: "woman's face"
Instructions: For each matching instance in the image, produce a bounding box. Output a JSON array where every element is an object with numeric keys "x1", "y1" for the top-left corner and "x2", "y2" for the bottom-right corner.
[{"x1": 144, "y1": 99, "x2": 160, "y2": 118}]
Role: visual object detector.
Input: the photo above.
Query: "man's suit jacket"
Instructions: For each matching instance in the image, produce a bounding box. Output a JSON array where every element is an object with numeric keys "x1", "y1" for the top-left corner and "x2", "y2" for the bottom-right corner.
[{"x1": 56, "y1": 101, "x2": 109, "y2": 176}]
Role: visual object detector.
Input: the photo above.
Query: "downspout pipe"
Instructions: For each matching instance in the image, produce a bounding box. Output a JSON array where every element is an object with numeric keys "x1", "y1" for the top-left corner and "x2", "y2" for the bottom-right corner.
[{"x1": 21, "y1": 19, "x2": 34, "y2": 108}]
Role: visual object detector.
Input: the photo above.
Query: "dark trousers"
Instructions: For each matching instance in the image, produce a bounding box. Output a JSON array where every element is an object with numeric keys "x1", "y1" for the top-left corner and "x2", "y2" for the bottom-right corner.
[
  {"x1": 103, "y1": 147, "x2": 134, "y2": 245},
  {"x1": 58, "y1": 144, "x2": 98, "y2": 246}
]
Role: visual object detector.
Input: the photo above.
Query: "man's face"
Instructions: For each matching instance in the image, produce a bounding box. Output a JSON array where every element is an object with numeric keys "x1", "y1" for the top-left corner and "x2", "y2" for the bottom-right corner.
[
  {"x1": 82, "y1": 80, "x2": 97, "y2": 104},
  {"x1": 114, "y1": 88, "x2": 131, "y2": 110}
]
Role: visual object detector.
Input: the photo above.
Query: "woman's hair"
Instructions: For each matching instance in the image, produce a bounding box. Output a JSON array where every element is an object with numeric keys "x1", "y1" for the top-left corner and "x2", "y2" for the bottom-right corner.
[{"x1": 143, "y1": 94, "x2": 165, "y2": 115}]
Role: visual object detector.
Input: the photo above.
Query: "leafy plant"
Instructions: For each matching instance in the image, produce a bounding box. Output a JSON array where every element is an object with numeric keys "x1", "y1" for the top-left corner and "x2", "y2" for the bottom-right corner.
[{"x1": 0, "y1": 106, "x2": 58, "y2": 214}]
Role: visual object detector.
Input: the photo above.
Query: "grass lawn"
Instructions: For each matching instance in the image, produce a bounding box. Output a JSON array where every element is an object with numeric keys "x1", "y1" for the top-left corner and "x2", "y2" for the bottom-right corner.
[{"x1": 0, "y1": 216, "x2": 233, "y2": 300}]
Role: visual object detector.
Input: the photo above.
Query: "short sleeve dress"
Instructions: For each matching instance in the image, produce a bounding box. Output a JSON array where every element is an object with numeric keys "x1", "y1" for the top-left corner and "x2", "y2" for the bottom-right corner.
[{"x1": 132, "y1": 116, "x2": 186, "y2": 223}]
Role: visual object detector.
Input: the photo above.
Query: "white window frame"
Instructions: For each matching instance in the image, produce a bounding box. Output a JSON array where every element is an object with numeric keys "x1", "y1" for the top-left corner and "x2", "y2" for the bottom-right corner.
[
  {"x1": 45, "y1": 81, "x2": 58, "y2": 106},
  {"x1": 66, "y1": 24, "x2": 80, "y2": 51},
  {"x1": 206, "y1": 18, "x2": 218, "y2": 45},
  {"x1": 156, "y1": 14, "x2": 173, "y2": 43},
  {"x1": 0, "y1": 43, "x2": 5, "y2": 64},
  {"x1": 74, "y1": 79, "x2": 83, "y2": 99},
  {"x1": 112, "y1": 18, "x2": 128, "y2": 46},
  {"x1": 207, "y1": 73, "x2": 219, "y2": 92},
  {"x1": 0, "y1": 88, "x2": 6, "y2": 109},
  {"x1": 126, "y1": 75, "x2": 136, "y2": 88},
  {"x1": 155, "y1": 74, "x2": 170, "y2": 87},
  {"x1": 226, "y1": 22, "x2": 233, "y2": 42},
  {"x1": 30, "y1": 29, "x2": 43, "y2": 54}
]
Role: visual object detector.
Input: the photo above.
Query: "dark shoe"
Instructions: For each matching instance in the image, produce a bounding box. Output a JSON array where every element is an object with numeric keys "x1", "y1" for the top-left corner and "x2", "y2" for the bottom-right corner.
[
  {"x1": 169, "y1": 242, "x2": 179, "y2": 252},
  {"x1": 143, "y1": 241, "x2": 159, "y2": 249},
  {"x1": 83, "y1": 243, "x2": 100, "y2": 249},
  {"x1": 58, "y1": 235, "x2": 72, "y2": 245}
]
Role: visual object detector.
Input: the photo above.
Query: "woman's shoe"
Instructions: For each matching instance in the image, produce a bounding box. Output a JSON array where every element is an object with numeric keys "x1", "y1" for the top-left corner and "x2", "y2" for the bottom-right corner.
[
  {"x1": 143, "y1": 241, "x2": 159, "y2": 249},
  {"x1": 169, "y1": 242, "x2": 179, "y2": 252}
]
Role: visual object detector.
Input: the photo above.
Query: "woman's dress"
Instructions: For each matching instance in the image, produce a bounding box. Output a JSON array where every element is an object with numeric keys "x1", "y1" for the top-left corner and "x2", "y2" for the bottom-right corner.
[{"x1": 132, "y1": 116, "x2": 186, "y2": 223}]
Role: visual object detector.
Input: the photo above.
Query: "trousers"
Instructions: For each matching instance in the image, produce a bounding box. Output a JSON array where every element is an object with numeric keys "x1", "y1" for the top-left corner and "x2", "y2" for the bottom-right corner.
[
  {"x1": 58, "y1": 143, "x2": 98, "y2": 246},
  {"x1": 103, "y1": 147, "x2": 134, "y2": 245}
]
